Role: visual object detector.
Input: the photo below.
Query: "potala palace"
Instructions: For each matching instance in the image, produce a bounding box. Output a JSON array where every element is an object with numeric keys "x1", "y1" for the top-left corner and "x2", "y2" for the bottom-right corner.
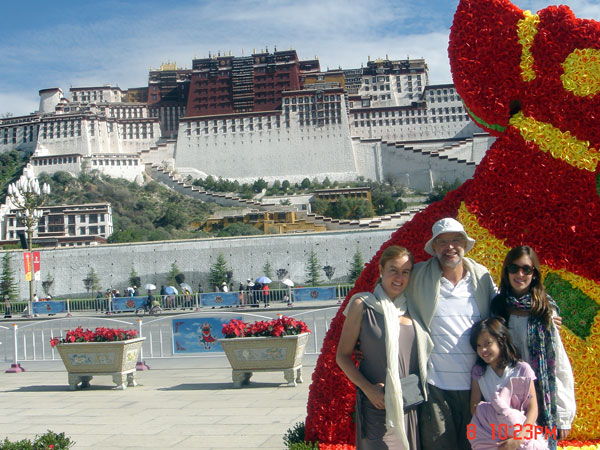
[{"x1": 0, "y1": 50, "x2": 494, "y2": 193}]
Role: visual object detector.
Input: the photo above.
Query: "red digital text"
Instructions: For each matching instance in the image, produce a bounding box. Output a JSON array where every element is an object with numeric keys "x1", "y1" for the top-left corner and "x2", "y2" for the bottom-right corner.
[{"x1": 467, "y1": 423, "x2": 557, "y2": 441}]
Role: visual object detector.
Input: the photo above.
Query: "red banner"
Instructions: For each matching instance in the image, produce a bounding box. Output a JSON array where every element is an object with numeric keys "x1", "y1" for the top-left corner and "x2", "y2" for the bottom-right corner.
[
  {"x1": 33, "y1": 251, "x2": 40, "y2": 281},
  {"x1": 24, "y1": 252, "x2": 32, "y2": 282}
]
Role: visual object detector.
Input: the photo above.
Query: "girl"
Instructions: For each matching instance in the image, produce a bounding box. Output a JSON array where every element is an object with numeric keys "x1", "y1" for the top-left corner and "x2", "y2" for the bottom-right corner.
[
  {"x1": 490, "y1": 246, "x2": 575, "y2": 450},
  {"x1": 469, "y1": 317, "x2": 547, "y2": 450},
  {"x1": 337, "y1": 246, "x2": 432, "y2": 450}
]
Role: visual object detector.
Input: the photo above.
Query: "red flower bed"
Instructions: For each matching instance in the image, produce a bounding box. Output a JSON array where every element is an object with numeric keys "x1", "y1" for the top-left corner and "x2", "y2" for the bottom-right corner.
[
  {"x1": 50, "y1": 326, "x2": 138, "y2": 347},
  {"x1": 222, "y1": 316, "x2": 310, "y2": 338}
]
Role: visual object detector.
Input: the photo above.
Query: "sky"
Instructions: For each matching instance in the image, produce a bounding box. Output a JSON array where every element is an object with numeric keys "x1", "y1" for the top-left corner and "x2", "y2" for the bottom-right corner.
[{"x1": 2, "y1": 0, "x2": 600, "y2": 117}]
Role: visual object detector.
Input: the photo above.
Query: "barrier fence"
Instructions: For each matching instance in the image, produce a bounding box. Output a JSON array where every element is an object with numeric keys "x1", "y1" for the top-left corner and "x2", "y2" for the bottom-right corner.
[
  {"x1": 0, "y1": 285, "x2": 354, "y2": 317},
  {"x1": 0, "y1": 307, "x2": 340, "y2": 370}
]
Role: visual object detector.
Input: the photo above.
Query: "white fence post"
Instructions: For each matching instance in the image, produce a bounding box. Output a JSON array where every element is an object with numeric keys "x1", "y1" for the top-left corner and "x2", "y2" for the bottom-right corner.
[
  {"x1": 136, "y1": 318, "x2": 150, "y2": 371},
  {"x1": 5, "y1": 324, "x2": 25, "y2": 373}
]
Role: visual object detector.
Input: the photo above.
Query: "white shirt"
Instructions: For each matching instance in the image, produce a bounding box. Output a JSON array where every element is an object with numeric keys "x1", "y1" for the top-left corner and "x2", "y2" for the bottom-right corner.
[{"x1": 428, "y1": 272, "x2": 481, "y2": 390}]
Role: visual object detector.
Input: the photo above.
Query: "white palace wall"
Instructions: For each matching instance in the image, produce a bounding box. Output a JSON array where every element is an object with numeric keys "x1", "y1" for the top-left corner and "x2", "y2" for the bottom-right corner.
[
  {"x1": 2, "y1": 229, "x2": 393, "y2": 298},
  {"x1": 175, "y1": 118, "x2": 357, "y2": 184}
]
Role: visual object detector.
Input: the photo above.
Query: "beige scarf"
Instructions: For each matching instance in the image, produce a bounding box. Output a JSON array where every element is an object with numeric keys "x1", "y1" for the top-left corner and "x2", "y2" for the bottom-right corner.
[{"x1": 348, "y1": 283, "x2": 409, "y2": 449}]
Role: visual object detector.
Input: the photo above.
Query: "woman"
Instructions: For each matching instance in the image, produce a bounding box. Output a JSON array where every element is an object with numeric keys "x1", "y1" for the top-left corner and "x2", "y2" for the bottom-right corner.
[
  {"x1": 337, "y1": 246, "x2": 432, "y2": 450},
  {"x1": 490, "y1": 246, "x2": 575, "y2": 450}
]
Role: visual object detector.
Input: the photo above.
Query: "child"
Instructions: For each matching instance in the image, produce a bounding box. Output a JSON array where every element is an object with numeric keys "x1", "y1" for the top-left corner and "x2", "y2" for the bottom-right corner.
[
  {"x1": 469, "y1": 317, "x2": 547, "y2": 450},
  {"x1": 490, "y1": 246, "x2": 575, "y2": 450}
]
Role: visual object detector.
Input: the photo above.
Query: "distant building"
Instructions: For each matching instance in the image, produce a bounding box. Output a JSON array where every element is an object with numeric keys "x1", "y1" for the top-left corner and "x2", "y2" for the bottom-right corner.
[
  {"x1": 186, "y1": 49, "x2": 320, "y2": 117},
  {"x1": 0, "y1": 52, "x2": 493, "y2": 193},
  {"x1": 0, "y1": 202, "x2": 113, "y2": 248},
  {"x1": 314, "y1": 187, "x2": 372, "y2": 204},
  {"x1": 147, "y1": 62, "x2": 192, "y2": 138},
  {"x1": 199, "y1": 210, "x2": 326, "y2": 234}
]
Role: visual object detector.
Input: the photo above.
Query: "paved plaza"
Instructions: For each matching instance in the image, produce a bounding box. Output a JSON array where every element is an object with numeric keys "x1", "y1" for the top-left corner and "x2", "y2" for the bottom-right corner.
[{"x1": 0, "y1": 355, "x2": 319, "y2": 449}]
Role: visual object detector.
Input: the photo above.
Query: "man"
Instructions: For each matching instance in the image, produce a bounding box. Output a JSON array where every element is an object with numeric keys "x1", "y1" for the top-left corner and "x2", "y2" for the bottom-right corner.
[{"x1": 406, "y1": 218, "x2": 497, "y2": 450}]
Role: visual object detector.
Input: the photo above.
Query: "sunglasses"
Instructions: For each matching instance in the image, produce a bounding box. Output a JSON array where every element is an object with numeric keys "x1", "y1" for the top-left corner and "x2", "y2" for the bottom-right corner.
[{"x1": 507, "y1": 263, "x2": 534, "y2": 275}]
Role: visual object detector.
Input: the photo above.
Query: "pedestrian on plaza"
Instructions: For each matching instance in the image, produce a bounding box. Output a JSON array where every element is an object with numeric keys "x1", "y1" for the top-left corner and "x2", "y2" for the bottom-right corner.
[
  {"x1": 468, "y1": 317, "x2": 547, "y2": 450},
  {"x1": 183, "y1": 288, "x2": 192, "y2": 310},
  {"x1": 252, "y1": 282, "x2": 261, "y2": 307},
  {"x1": 33, "y1": 292, "x2": 40, "y2": 317},
  {"x1": 490, "y1": 246, "x2": 575, "y2": 449},
  {"x1": 105, "y1": 289, "x2": 113, "y2": 314},
  {"x1": 262, "y1": 283, "x2": 270, "y2": 307},
  {"x1": 133, "y1": 286, "x2": 139, "y2": 296},
  {"x1": 3, "y1": 295, "x2": 12, "y2": 318},
  {"x1": 246, "y1": 279, "x2": 256, "y2": 307},
  {"x1": 95, "y1": 289, "x2": 103, "y2": 312},
  {"x1": 337, "y1": 246, "x2": 432, "y2": 449},
  {"x1": 198, "y1": 284, "x2": 204, "y2": 294},
  {"x1": 405, "y1": 218, "x2": 497, "y2": 450},
  {"x1": 238, "y1": 282, "x2": 245, "y2": 306},
  {"x1": 221, "y1": 282, "x2": 229, "y2": 293}
]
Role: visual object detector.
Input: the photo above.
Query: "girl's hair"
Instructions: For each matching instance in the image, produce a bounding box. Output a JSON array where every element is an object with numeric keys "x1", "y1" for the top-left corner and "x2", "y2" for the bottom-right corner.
[
  {"x1": 470, "y1": 317, "x2": 521, "y2": 369},
  {"x1": 499, "y1": 245, "x2": 552, "y2": 326},
  {"x1": 379, "y1": 245, "x2": 414, "y2": 269}
]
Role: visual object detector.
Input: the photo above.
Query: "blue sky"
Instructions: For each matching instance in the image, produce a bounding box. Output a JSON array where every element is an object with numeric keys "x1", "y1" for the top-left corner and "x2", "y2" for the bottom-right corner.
[{"x1": 2, "y1": 0, "x2": 599, "y2": 117}]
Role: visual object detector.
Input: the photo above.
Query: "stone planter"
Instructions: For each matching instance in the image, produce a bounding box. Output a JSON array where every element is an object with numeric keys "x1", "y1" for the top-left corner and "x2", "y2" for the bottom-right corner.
[
  {"x1": 219, "y1": 332, "x2": 310, "y2": 388},
  {"x1": 55, "y1": 337, "x2": 145, "y2": 390}
]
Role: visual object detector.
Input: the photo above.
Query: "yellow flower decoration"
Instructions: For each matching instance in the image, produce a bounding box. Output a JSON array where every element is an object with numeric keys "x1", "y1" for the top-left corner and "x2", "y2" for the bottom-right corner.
[
  {"x1": 517, "y1": 11, "x2": 540, "y2": 82},
  {"x1": 510, "y1": 112, "x2": 600, "y2": 172},
  {"x1": 562, "y1": 48, "x2": 600, "y2": 97}
]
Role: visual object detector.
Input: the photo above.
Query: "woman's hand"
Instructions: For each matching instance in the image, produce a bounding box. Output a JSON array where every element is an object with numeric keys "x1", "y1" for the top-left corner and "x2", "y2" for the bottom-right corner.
[
  {"x1": 497, "y1": 437, "x2": 520, "y2": 450},
  {"x1": 365, "y1": 382, "x2": 385, "y2": 409},
  {"x1": 558, "y1": 428, "x2": 570, "y2": 440}
]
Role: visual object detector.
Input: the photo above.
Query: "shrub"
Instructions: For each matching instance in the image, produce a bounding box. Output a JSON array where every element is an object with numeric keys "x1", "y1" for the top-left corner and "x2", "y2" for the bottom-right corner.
[{"x1": 0, "y1": 430, "x2": 74, "y2": 449}]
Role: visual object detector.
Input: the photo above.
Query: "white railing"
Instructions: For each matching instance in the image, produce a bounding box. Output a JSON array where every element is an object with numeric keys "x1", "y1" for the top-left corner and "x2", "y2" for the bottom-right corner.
[{"x1": 1, "y1": 307, "x2": 339, "y2": 369}]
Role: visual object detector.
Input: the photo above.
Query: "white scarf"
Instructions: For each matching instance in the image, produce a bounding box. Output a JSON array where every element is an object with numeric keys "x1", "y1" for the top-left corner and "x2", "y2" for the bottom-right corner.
[{"x1": 350, "y1": 283, "x2": 409, "y2": 449}]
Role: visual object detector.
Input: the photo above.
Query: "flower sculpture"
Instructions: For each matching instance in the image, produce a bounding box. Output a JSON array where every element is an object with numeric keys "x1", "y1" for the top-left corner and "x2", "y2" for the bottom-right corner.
[{"x1": 304, "y1": 0, "x2": 600, "y2": 448}]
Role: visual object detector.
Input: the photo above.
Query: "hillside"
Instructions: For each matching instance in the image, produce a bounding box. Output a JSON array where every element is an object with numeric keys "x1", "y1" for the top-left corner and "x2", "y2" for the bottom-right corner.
[{"x1": 37, "y1": 171, "x2": 217, "y2": 243}]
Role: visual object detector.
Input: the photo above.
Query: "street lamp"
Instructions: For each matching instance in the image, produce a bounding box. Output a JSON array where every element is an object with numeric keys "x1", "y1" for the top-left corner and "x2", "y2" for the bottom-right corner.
[{"x1": 6, "y1": 164, "x2": 50, "y2": 317}]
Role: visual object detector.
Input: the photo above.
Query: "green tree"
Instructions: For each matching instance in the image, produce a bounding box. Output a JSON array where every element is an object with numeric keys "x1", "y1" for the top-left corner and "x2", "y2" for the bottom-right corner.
[
  {"x1": 217, "y1": 223, "x2": 263, "y2": 237},
  {"x1": 426, "y1": 178, "x2": 463, "y2": 204},
  {"x1": 208, "y1": 254, "x2": 230, "y2": 289},
  {"x1": 263, "y1": 260, "x2": 274, "y2": 280},
  {"x1": 129, "y1": 267, "x2": 141, "y2": 289},
  {"x1": 167, "y1": 262, "x2": 181, "y2": 286},
  {"x1": 252, "y1": 178, "x2": 268, "y2": 193},
  {"x1": 300, "y1": 178, "x2": 311, "y2": 190},
  {"x1": 0, "y1": 253, "x2": 18, "y2": 300},
  {"x1": 347, "y1": 246, "x2": 364, "y2": 283},
  {"x1": 304, "y1": 249, "x2": 321, "y2": 286},
  {"x1": 281, "y1": 180, "x2": 291, "y2": 192},
  {"x1": 82, "y1": 268, "x2": 101, "y2": 295}
]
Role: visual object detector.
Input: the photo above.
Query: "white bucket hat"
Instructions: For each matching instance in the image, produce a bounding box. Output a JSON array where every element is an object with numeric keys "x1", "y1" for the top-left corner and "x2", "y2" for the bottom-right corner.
[{"x1": 424, "y1": 217, "x2": 476, "y2": 256}]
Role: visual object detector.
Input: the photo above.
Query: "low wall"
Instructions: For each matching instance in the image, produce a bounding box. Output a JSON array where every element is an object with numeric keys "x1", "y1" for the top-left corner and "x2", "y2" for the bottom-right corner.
[{"x1": 2, "y1": 229, "x2": 393, "y2": 298}]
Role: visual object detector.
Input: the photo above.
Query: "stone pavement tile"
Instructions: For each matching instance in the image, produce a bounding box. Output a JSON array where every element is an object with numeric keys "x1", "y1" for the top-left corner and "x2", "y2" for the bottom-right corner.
[
  {"x1": 154, "y1": 423, "x2": 247, "y2": 436},
  {"x1": 177, "y1": 434, "x2": 271, "y2": 448},
  {"x1": 145, "y1": 414, "x2": 224, "y2": 427},
  {"x1": 94, "y1": 433, "x2": 189, "y2": 449},
  {"x1": 239, "y1": 422, "x2": 304, "y2": 435},
  {"x1": 0, "y1": 424, "x2": 30, "y2": 434},
  {"x1": 189, "y1": 406, "x2": 276, "y2": 417},
  {"x1": 0, "y1": 361, "x2": 317, "y2": 449}
]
